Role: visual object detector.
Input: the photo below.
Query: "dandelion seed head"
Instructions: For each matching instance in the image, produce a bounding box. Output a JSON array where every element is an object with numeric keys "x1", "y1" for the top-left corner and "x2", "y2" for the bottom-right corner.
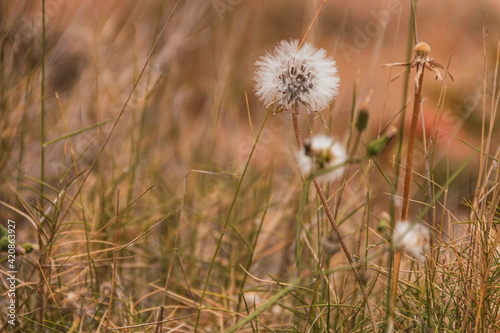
[
  {"x1": 393, "y1": 221, "x2": 431, "y2": 262},
  {"x1": 297, "y1": 135, "x2": 346, "y2": 183},
  {"x1": 254, "y1": 40, "x2": 340, "y2": 113}
]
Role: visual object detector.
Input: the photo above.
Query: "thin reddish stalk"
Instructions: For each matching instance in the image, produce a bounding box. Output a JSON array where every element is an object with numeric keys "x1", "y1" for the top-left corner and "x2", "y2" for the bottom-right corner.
[{"x1": 391, "y1": 65, "x2": 425, "y2": 308}]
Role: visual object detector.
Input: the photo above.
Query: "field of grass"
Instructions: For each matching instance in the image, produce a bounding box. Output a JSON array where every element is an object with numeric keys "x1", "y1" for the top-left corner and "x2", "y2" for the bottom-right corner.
[{"x1": 1, "y1": 0, "x2": 500, "y2": 332}]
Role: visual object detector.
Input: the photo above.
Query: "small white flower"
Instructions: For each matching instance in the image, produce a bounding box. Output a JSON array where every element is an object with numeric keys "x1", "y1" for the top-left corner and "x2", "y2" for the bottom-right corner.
[
  {"x1": 297, "y1": 135, "x2": 347, "y2": 183},
  {"x1": 393, "y1": 221, "x2": 431, "y2": 262},
  {"x1": 254, "y1": 39, "x2": 340, "y2": 113}
]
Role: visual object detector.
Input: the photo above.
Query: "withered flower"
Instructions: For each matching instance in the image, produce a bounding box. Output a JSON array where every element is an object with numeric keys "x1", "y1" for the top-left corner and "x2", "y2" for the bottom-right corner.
[{"x1": 383, "y1": 42, "x2": 453, "y2": 88}]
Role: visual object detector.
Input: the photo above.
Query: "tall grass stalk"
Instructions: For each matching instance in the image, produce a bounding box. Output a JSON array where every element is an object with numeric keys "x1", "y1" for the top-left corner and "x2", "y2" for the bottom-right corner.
[
  {"x1": 193, "y1": 106, "x2": 272, "y2": 332},
  {"x1": 40, "y1": 0, "x2": 46, "y2": 209},
  {"x1": 126, "y1": 2, "x2": 164, "y2": 209},
  {"x1": 55, "y1": 93, "x2": 96, "y2": 293},
  {"x1": 105, "y1": 189, "x2": 120, "y2": 331},
  {"x1": 390, "y1": 55, "x2": 424, "y2": 312},
  {"x1": 54, "y1": 0, "x2": 179, "y2": 231},
  {"x1": 38, "y1": 0, "x2": 47, "y2": 325},
  {"x1": 385, "y1": 3, "x2": 415, "y2": 326}
]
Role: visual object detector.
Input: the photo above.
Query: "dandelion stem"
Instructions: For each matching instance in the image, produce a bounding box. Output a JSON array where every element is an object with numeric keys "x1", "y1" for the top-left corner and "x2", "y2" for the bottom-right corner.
[
  {"x1": 391, "y1": 62, "x2": 425, "y2": 310},
  {"x1": 39, "y1": 0, "x2": 46, "y2": 325},
  {"x1": 291, "y1": 107, "x2": 378, "y2": 333},
  {"x1": 292, "y1": 109, "x2": 303, "y2": 148},
  {"x1": 401, "y1": 71, "x2": 424, "y2": 221}
]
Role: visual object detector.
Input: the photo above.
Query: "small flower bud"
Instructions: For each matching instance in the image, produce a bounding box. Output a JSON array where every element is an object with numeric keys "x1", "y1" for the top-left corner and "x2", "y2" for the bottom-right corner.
[
  {"x1": 377, "y1": 219, "x2": 388, "y2": 233},
  {"x1": 355, "y1": 109, "x2": 370, "y2": 132},
  {"x1": 366, "y1": 126, "x2": 397, "y2": 156},
  {"x1": 0, "y1": 236, "x2": 9, "y2": 251},
  {"x1": 377, "y1": 212, "x2": 390, "y2": 233},
  {"x1": 415, "y1": 42, "x2": 431, "y2": 57},
  {"x1": 21, "y1": 243, "x2": 37, "y2": 253}
]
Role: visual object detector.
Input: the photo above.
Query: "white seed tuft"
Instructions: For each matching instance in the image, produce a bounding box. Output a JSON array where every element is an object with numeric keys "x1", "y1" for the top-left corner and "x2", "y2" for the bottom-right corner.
[
  {"x1": 393, "y1": 221, "x2": 431, "y2": 262},
  {"x1": 297, "y1": 135, "x2": 346, "y2": 183}
]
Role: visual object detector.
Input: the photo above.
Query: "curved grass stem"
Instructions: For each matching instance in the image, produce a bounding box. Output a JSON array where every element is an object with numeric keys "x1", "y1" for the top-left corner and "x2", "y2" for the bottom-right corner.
[{"x1": 292, "y1": 109, "x2": 378, "y2": 333}]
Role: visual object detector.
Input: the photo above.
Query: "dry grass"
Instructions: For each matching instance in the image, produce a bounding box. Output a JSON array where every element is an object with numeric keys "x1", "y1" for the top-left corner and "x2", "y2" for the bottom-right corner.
[{"x1": 1, "y1": 0, "x2": 500, "y2": 332}]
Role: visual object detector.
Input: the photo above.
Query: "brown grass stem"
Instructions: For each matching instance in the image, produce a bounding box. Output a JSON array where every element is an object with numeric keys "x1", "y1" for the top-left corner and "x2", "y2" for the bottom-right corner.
[
  {"x1": 193, "y1": 107, "x2": 273, "y2": 332},
  {"x1": 297, "y1": 0, "x2": 327, "y2": 51},
  {"x1": 105, "y1": 189, "x2": 120, "y2": 331},
  {"x1": 10, "y1": 185, "x2": 154, "y2": 323},
  {"x1": 54, "y1": 0, "x2": 180, "y2": 237},
  {"x1": 38, "y1": 0, "x2": 47, "y2": 325}
]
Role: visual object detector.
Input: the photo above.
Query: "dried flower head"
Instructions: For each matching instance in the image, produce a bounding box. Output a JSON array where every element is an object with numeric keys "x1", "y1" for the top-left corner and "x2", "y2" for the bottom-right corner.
[
  {"x1": 322, "y1": 233, "x2": 341, "y2": 255},
  {"x1": 393, "y1": 221, "x2": 431, "y2": 262},
  {"x1": 383, "y1": 41, "x2": 453, "y2": 88},
  {"x1": 100, "y1": 281, "x2": 113, "y2": 297},
  {"x1": 62, "y1": 289, "x2": 94, "y2": 317},
  {"x1": 254, "y1": 39, "x2": 340, "y2": 113},
  {"x1": 297, "y1": 135, "x2": 347, "y2": 183}
]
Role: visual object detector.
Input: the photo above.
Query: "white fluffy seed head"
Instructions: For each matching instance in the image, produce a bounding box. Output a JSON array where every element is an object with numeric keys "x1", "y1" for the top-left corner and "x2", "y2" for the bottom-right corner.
[
  {"x1": 254, "y1": 40, "x2": 340, "y2": 113},
  {"x1": 297, "y1": 135, "x2": 347, "y2": 183},
  {"x1": 393, "y1": 221, "x2": 431, "y2": 262}
]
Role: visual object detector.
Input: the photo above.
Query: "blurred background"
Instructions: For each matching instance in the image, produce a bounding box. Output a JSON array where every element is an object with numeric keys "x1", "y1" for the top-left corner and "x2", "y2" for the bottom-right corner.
[
  {"x1": 2, "y1": 0, "x2": 499, "y2": 237},
  {"x1": 2, "y1": 0, "x2": 500, "y2": 191},
  {"x1": 1, "y1": 0, "x2": 500, "y2": 329}
]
